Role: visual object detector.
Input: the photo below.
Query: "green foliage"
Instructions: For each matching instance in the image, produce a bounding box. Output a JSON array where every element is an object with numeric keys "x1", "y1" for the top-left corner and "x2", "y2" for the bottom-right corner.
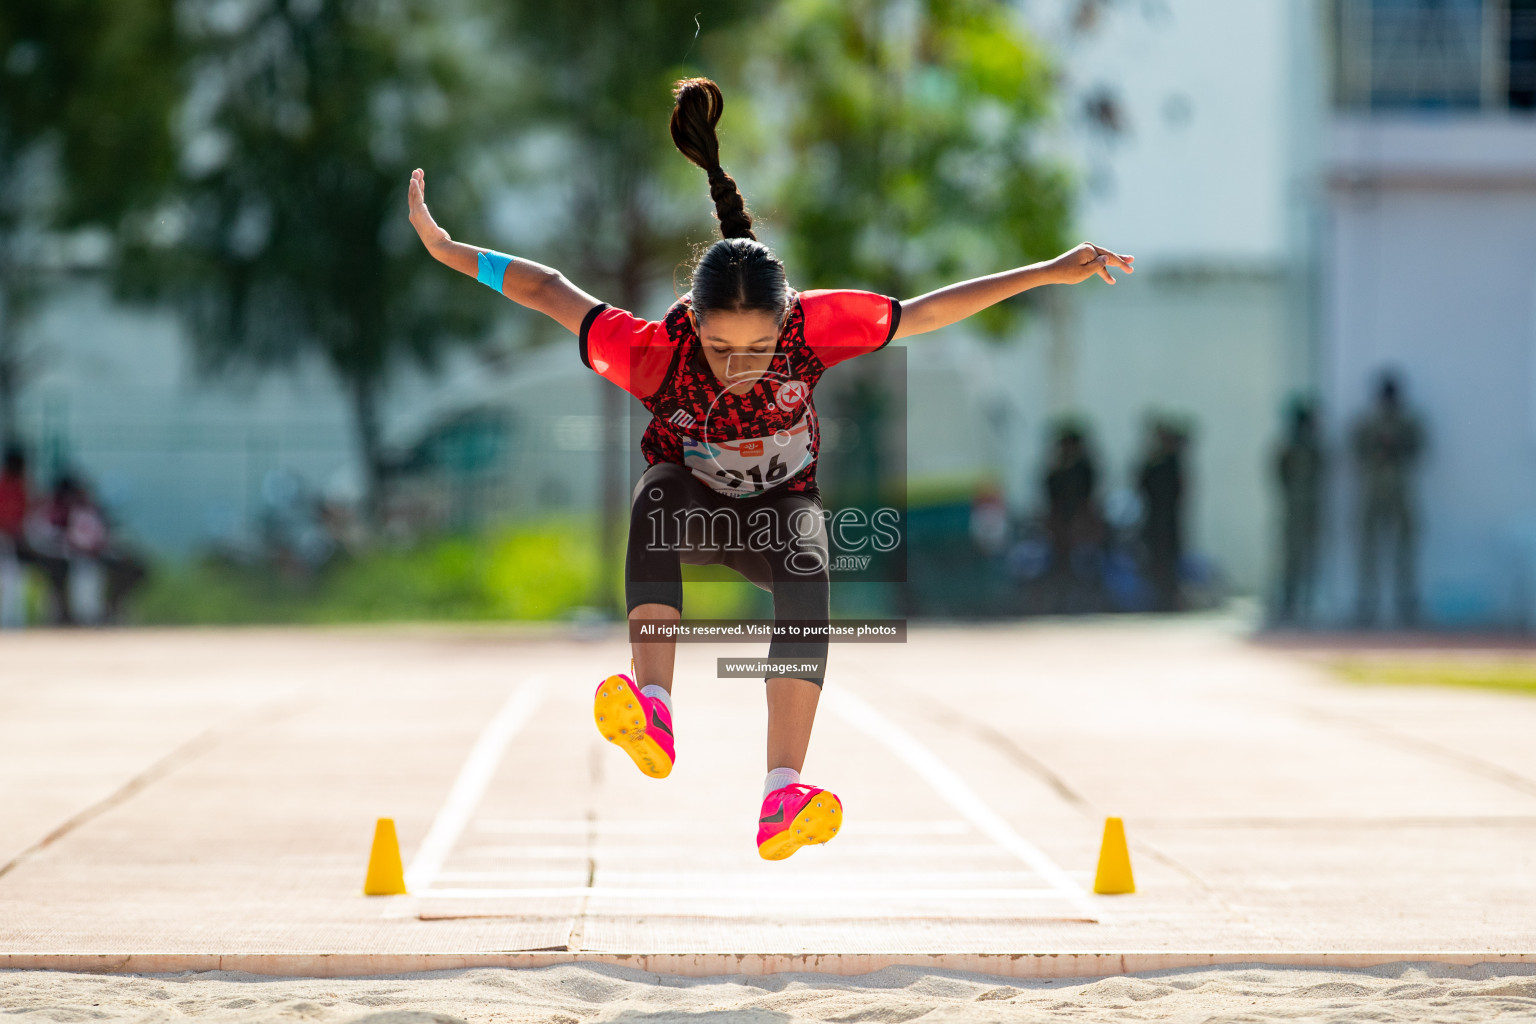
[
  {"x1": 119, "y1": 0, "x2": 509, "y2": 508},
  {"x1": 134, "y1": 520, "x2": 607, "y2": 625},
  {"x1": 1335, "y1": 659, "x2": 1536, "y2": 697},
  {"x1": 680, "y1": 564, "x2": 773, "y2": 620},
  {"x1": 479, "y1": 527, "x2": 602, "y2": 620},
  {"x1": 132, "y1": 518, "x2": 765, "y2": 624},
  {"x1": 764, "y1": 0, "x2": 1071, "y2": 327},
  {"x1": 0, "y1": 0, "x2": 178, "y2": 226},
  {"x1": 494, "y1": 1, "x2": 761, "y2": 307},
  {"x1": 0, "y1": 0, "x2": 180, "y2": 444}
]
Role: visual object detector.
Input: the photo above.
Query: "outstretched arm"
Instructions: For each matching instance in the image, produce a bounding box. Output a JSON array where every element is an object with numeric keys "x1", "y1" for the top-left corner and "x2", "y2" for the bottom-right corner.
[
  {"x1": 407, "y1": 168, "x2": 601, "y2": 335},
  {"x1": 893, "y1": 243, "x2": 1134, "y2": 340}
]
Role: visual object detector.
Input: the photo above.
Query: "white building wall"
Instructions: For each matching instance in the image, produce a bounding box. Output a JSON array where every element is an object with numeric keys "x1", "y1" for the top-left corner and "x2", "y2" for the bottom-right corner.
[
  {"x1": 1066, "y1": 274, "x2": 1292, "y2": 593},
  {"x1": 896, "y1": 0, "x2": 1309, "y2": 594},
  {"x1": 1322, "y1": 118, "x2": 1536, "y2": 627},
  {"x1": 1040, "y1": 0, "x2": 1295, "y2": 266},
  {"x1": 900, "y1": 270, "x2": 1290, "y2": 595}
]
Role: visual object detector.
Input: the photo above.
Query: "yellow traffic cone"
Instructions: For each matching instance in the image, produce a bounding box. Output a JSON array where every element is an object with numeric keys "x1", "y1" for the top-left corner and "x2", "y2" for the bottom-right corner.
[
  {"x1": 363, "y1": 817, "x2": 408, "y2": 895},
  {"x1": 1092, "y1": 816, "x2": 1135, "y2": 894}
]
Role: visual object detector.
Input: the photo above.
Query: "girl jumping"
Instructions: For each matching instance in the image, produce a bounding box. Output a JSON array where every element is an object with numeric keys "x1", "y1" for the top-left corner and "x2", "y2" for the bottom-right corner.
[{"x1": 407, "y1": 78, "x2": 1132, "y2": 861}]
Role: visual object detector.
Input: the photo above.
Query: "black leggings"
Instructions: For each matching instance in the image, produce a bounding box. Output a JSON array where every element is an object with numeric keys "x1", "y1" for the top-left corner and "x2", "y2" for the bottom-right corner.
[{"x1": 625, "y1": 462, "x2": 830, "y2": 684}]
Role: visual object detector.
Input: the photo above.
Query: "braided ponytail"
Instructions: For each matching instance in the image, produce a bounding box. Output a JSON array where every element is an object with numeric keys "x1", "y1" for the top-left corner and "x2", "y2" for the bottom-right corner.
[
  {"x1": 669, "y1": 78, "x2": 787, "y2": 324},
  {"x1": 670, "y1": 77, "x2": 755, "y2": 240}
]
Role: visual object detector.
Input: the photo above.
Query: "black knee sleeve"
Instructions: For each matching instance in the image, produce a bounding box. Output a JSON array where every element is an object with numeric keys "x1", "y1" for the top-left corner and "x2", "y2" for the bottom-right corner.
[
  {"x1": 625, "y1": 463, "x2": 695, "y2": 614},
  {"x1": 766, "y1": 575, "x2": 830, "y2": 685},
  {"x1": 763, "y1": 497, "x2": 831, "y2": 686}
]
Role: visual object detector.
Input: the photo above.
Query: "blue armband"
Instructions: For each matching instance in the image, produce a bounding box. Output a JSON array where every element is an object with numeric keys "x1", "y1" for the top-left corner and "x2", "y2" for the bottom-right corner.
[{"x1": 476, "y1": 250, "x2": 514, "y2": 292}]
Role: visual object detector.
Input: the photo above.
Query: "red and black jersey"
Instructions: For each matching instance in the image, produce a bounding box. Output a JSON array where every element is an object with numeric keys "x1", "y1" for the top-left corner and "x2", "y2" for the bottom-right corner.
[{"x1": 579, "y1": 290, "x2": 900, "y2": 498}]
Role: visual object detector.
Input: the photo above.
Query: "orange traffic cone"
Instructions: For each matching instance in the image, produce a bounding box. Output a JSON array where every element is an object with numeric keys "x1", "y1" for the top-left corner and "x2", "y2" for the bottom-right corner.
[
  {"x1": 1093, "y1": 816, "x2": 1135, "y2": 894},
  {"x1": 363, "y1": 818, "x2": 407, "y2": 895}
]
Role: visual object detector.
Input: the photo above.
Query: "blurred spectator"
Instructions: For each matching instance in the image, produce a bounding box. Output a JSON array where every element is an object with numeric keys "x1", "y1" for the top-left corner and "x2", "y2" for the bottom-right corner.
[
  {"x1": 969, "y1": 484, "x2": 1009, "y2": 557},
  {"x1": 33, "y1": 473, "x2": 148, "y2": 625},
  {"x1": 0, "y1": 447, "x2": 25, "y2": 540},
  {"x1": 1137, "y1": 418, "x2": 1187, "y2": 612},
  {"x1": 0, "y1": 448, "x2": 26, "y2": 628},
  {"x1": 1042, "y1": 423, "x2": 1105, "y2": 611},
  {"x1": 1352, "y1": 371, "x2": 1425, "y2": 627},
  {"x1": 1, "y1": 448, "x2": 71, "y2": 625},
  {"x1": 1276, "y1": 399, "x2": 1325, "y2": 624}
]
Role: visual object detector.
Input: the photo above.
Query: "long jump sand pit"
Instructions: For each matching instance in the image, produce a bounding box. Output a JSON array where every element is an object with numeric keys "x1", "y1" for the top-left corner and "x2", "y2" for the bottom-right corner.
[
  {"x1": 6, "y1": 961, "x2": 1536, "y2": 1022},
  {"x1": 2, "y1": 620, "x2": 1535, "y2": 1016}
]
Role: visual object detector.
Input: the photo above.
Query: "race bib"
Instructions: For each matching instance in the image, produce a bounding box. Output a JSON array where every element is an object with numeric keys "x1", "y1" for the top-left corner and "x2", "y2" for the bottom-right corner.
[{"x1": 683, "y1": 417, "x2": 815, "y2": 497}]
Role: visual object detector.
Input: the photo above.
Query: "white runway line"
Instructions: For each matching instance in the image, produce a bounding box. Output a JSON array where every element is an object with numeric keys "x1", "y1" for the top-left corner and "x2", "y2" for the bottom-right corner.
[
  {"x1": 474, "y1": 818, "x2": 973, "y2": 836},
  {"x1": 823, "y1": 686, "x2": 1100, "y2": 921},
  {"x1": 436, "y1": 870, "x2": 596, "y2": 883},
  {"x1": 403, "y1": 675, "x2": 549, "y2": 894},
  {"x1": 401, "y1": 675, "x2": 1094, "y2": 919},
  {"x1": 418, "y1": 886, "x2": 1069, "y2": 901},
  {"x1": 458, "y1": 842, "x2": 1014, "y2": 860},
  {"x1": 438, "y1": 870, "x2": 1064, "y2": 885}
]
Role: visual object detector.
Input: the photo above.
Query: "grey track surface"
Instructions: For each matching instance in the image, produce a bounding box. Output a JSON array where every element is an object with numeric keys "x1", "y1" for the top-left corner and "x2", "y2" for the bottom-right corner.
[{"x1": 1, "y1": 620, "x2": 1533, "y2": 963}]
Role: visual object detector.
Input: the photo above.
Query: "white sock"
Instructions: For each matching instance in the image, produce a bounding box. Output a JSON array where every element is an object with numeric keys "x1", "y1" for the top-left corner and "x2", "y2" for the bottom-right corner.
[
  {"x1": 640, "y1": 684, "x2": 672, "y2": 716},
  {"x1": 763, "y1": 766, "x2": 800, "y2": 800}
]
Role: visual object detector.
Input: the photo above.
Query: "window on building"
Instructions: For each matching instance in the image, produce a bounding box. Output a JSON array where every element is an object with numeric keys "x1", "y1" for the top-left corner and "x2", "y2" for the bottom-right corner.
[
  {"x1": 1333, "y1": 0, "x2": 1536, "y2": 110},
  {"x1": 1509, "y1": 0, "x2": 1536, "y2": 107}
]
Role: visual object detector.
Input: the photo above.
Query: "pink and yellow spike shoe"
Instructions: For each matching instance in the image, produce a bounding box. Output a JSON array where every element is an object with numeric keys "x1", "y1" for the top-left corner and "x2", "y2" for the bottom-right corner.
[
  {"x1": 593, "y1": 673, "x2": 675, "y2": 779},
  {"x1": 756, "y1": 783, "x2": 843, "y2": 860}
]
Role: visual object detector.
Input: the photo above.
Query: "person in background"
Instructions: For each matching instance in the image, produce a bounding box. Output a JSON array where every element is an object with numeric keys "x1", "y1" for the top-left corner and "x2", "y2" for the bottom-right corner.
[
  {"x1": 0, "y1": 447, "x2": 26, "y2": 627},
  {"x1": 1276, "y1": 399, "x2": 1325, "y2": 625},
  {"x1": 1352, "y1": 371, "x2": 1425, "y2": 627},
  {"x1": 0, "y1": 448, "x2": 70, "y2": 624},
  {"x1": 0, "y1": 447, "x2": 26, "y2": 545},
  {"x1": 37, "y1": 473, "x2": 147, "y2": 625},
  {"x1": 1137, "y1": 417, "x2": 1187, "y2": 612},
  {"x1": 1042, "y1": 424, "x2": 1103, "y2": 611}
]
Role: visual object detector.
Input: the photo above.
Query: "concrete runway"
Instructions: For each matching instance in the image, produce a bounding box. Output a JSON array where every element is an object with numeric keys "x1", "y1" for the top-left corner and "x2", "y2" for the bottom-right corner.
[{"x1": 1, "y1": 619, "x2": 1534, "y2": 975}]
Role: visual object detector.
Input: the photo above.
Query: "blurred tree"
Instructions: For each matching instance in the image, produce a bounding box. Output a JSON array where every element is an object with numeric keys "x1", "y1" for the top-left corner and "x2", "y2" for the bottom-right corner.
[
  {"x1": 765, "y1": 0, "x2": 1071, "y2": 329},
  {"x1": 0, "y1": 0, "x2": 178, "y2": 449},
  {"x1": 497, "y1": 1, "x2": 759, "y2": 614},
  {"x1": 121, "y1": 0, "x2": 505, "y2": 519}
]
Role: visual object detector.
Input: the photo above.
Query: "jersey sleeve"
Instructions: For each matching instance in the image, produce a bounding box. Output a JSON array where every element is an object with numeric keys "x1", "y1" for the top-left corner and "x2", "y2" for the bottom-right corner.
[
  {"x1": 578, "y1": 303, "x2": 676, "y2": 399},
  {"x1": 799, "y1": 289, "x2": 902, "y2": 369}
]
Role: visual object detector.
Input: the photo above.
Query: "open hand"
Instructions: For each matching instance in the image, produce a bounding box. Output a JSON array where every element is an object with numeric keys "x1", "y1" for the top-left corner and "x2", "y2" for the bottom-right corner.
[
  {"x1": 1053, "y1": 242, "x2": 1134, "y2": 285},
  {"x1": 407, "y1": 168, "x2": 448, "y2": 249}
]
